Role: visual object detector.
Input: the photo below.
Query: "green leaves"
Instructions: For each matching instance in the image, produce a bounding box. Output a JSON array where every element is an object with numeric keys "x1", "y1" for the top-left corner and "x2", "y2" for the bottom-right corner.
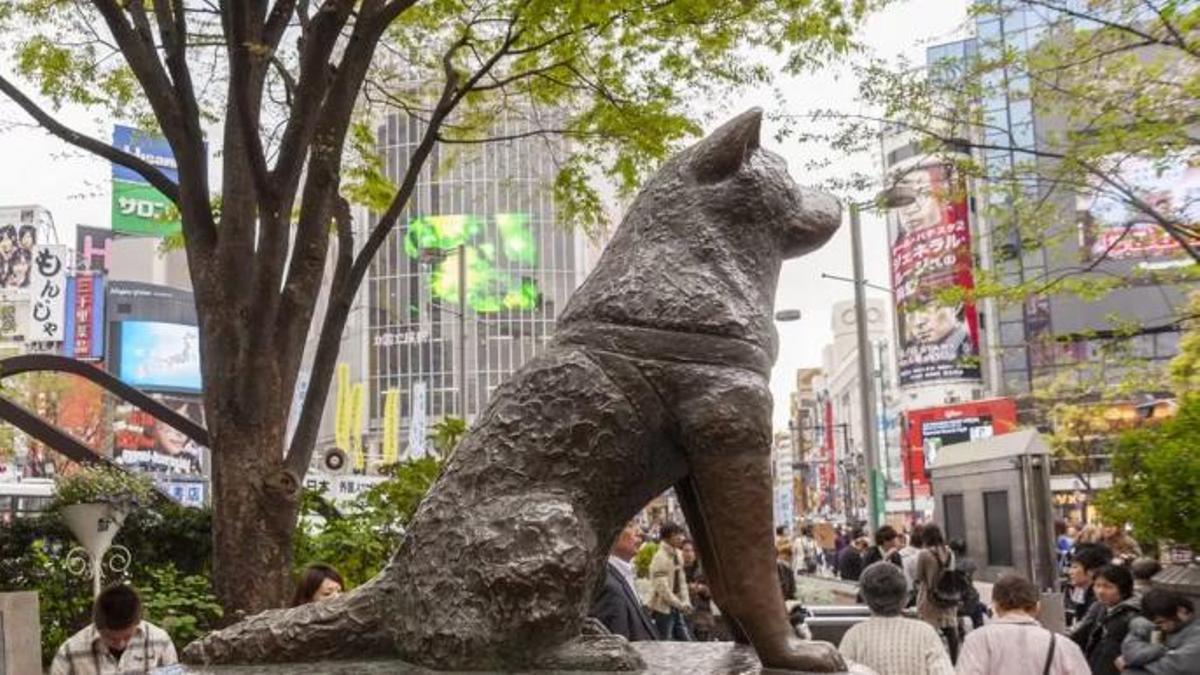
[
  {"x1": 293, "y1": 456, "x2": 445, "y2": 587},
  {"x1": 51, "y1": 464, "x2": 157, "y2": 510},
  {"x1": 1097, "y1": 393, "x2": 1200, "y2": 550}
]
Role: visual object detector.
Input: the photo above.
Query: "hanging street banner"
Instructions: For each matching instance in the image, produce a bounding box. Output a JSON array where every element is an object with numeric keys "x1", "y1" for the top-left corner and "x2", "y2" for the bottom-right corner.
[
  {"x1": 407, "y1": 380, "x2": 428, "y2": 459},
  {"x1": 888, "y1": 160, "x2": 982, "y2": 387},
  {"x1": 111, "y1": 125, "x2": 187, "y2": 237},
  {"x1": 27, "y1": 245, "x2": 68, "y2": 342}
]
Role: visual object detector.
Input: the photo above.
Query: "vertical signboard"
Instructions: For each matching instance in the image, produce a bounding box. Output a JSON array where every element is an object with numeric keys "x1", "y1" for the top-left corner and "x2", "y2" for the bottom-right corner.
[
  {"x1": 407, "y1": 380, "x2": 428, "y2": 459},
  {"x1": 63, "y1": 272, "x2": 106, "y2": 360},
  {"x1": 111, "y1": 125, "x2": 182, "y2": 236},
  {"x1": 27, "y1": 245, "x2": 68, "y2": 341},
  {"x1": 0, "y1": 208, "x2": 39, "y2": 290},
  {"x1": 888, "y1": 160, "x2": 981, "y2": 387},
  {"x1": 381, "y1": 389, "x2": 400, "y2": 464}
]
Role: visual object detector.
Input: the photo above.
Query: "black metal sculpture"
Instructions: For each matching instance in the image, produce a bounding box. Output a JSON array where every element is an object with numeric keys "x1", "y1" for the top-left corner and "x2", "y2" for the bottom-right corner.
[{"x1": 184, "y1": 108, "x2": 846, "y2": 672}]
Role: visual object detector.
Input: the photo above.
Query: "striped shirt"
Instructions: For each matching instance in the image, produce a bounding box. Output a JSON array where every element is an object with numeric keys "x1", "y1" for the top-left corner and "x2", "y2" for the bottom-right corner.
[
  {"x1": 839, "y1": 615, "x2": 956, "y2": 675},
  {"x1": 51, "y1": 621, "x2": 177, "y2": 675}
]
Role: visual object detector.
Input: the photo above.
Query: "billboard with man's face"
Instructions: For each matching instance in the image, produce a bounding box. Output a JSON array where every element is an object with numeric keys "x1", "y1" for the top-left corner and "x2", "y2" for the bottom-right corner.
[{"x1": 888, "y1": 162, "x2": 982, "y2": 387}]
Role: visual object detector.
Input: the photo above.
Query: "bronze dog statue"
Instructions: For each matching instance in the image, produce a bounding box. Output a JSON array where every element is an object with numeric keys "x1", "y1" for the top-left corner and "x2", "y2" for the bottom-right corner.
[{"x1": 185, "y1": 108, "x2": 845, "y2": 672}]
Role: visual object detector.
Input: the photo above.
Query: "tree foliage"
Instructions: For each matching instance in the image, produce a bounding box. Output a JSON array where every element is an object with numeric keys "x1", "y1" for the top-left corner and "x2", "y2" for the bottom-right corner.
[
  {"x1": 293, "y1": 456, "x2": 444, "y2": 587},
  {"x1": 796, "y1": 0, "x2": 1200, "y2": 406},
  {"x1": 0, "y1": 0, "x2": 878, "y2": 613},
  {"x1": 1096, "y1": 393, "x2": 1200, "y2": 550}
]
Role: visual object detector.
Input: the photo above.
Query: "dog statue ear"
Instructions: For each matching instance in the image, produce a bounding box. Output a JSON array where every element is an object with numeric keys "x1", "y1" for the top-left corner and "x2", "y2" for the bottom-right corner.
[{"x1": 689, "y1": 108, "x2": 763, "y2": 183}]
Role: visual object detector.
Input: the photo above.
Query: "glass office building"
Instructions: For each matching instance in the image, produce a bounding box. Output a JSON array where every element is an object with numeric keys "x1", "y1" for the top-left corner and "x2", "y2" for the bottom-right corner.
[
  {"x1": 367, "y1": 112, "x2": 587, "y2": 435},
  {"x1": 971, "y1": 5, "x2": 1191, "y2": 402}
]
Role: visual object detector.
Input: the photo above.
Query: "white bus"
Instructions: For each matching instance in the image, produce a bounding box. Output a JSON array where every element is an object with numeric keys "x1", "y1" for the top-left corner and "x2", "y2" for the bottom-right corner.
[{"x1": 0, "y1": 478, "x2": 54, "y2": 523}]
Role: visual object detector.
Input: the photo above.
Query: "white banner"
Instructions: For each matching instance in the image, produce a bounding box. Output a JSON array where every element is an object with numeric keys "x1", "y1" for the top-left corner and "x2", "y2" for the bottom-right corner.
[
  {"x1": 27, "y1": 245, "x2": 68, "y2": 341},
  {"x1": 407, "y1": 380, "x2": 427, "y2": 459}
]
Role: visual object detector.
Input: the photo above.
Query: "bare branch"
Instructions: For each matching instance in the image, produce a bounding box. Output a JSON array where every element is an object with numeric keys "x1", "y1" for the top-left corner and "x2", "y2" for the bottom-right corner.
[{"x1": 0, "y1": 72, "x2": 180, "y2": 205}]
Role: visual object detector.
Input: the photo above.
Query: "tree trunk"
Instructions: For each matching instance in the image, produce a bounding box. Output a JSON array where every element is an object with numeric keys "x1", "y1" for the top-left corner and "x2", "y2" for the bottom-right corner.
[{"x1": 210, "y1": 423, "x2": 299, "y2": 620}]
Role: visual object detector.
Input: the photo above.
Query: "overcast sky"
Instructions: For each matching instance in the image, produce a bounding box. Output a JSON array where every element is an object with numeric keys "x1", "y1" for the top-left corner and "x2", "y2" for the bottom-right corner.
[{"x1": 0, "y1": 1, "x2": 970, "y2": 432}]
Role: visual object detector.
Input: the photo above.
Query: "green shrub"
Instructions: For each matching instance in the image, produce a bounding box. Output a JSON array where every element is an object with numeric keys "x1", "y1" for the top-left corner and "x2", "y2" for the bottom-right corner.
[
  {"x1": 140, "y1": 564, "x2": 223, "y2": 647},
  {"x1": 52, "y1": 464, "x2": 156, "y2": 510},
  {"x1": 633, "y1": 541, "x2": 659, "y2": 579}
]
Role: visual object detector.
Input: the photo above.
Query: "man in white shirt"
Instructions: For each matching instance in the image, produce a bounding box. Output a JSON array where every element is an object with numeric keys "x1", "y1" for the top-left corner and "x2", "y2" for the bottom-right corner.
[
  {"x1": 51, "y1": 584, "x2": 177, "y2": 675},
  {"x1": 590, "y1": 522, "x2": 659, "y2": 641},
  {"x1": 899, "y1": 525, "x2": 924, "y2": 586}
]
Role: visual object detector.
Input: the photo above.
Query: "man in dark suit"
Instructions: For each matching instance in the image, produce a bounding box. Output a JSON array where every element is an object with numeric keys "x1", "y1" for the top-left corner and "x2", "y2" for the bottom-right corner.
[{"x1": 590, "y1": 523, "x2": 659, "y2": 641}]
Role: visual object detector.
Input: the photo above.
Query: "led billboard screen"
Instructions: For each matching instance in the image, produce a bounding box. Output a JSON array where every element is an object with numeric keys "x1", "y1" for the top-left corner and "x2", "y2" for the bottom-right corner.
[
  {"x1": 403, "y1": 212, "x2": 541, "y2": 313},
  {"x1": 117, "y1": 320, "x2": 202, "y2": 393}
]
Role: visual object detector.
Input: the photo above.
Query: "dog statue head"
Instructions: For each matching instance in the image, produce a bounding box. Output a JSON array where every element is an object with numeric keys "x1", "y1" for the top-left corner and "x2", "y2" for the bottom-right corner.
[
  {"x1": 561, "y1": 108, "x2": 842, "y2": 347},
  {"x1": 666, "y1": 107, "x2": 841, "y2": 259}
]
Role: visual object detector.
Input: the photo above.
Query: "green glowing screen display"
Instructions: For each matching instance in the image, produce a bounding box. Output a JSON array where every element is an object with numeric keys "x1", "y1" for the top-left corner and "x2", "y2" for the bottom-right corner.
[{"x1": 404, "y1": 213, "x2": 542, "y2": 313}]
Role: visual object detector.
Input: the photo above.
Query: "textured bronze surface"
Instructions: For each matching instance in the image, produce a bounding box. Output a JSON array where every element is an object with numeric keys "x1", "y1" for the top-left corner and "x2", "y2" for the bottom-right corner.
[
  {"x1": 172, "y1": 641, "x2": 850, "y2": 673},
  {"x1": 184, "y1": 109, "x2": 845, "y2": 672}
]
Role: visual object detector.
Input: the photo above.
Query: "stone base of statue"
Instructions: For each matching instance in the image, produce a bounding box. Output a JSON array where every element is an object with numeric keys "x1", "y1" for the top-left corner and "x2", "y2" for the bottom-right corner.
[{"x1": 168, "y1": 641, "x2": 851, "y2": 674}]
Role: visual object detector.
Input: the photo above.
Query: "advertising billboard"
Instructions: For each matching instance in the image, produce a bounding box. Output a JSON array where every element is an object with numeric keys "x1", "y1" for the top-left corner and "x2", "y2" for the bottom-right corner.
[
  {"x1": 116, "y1": 321, "x2": 202, "y2": 393},
  {"x1": 902, "y1": 397, "x2": 1019, "y2": 487},
  {"x1": 403, "y1": 212, "x2": 542, "y2": 313},
  {"x1": 76, "y1": 225, "x2": 117, "y2": 272},
  {"x1": 111, "y1": 125, "x2": 182, "y2": 237},
  {"x1": 1077, "y1": 154, "x2": 1200, "y2": 262},
  {"x1": 112, "y1": 395, "x2": 205, "y2": 477},
  {"x1": 63, "y1": 273, "x2": 106, "y2": 360},
  {"x1": 888, "y1": 161, "x2": 982, "y2": 387},
  {"x1": 27, "y1": 245, "x2": 68, "y2": 342},
  {"x1": 0, "y1": 206, "x2": 44, "y2": 290}
]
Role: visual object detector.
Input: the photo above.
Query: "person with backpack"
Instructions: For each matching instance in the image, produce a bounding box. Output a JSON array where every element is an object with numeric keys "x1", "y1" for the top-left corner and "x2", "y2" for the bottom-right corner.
[
  {"x1": 956, "y1": 574, "x2": 1090, "y2": 674},
  {"x1": 916, "y1": 524, "x2": 965, "y2": 662}
]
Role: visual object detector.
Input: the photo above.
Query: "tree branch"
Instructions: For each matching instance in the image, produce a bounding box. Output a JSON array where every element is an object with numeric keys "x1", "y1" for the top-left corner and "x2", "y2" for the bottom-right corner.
[{"x1": 0, "y1": 72, "x2": 180, "y2": 205}]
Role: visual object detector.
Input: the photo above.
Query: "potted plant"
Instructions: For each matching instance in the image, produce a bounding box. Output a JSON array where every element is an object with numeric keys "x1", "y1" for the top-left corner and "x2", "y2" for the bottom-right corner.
[{"x1": 53, "y1": 465, "x2": 155, "y2": 595}]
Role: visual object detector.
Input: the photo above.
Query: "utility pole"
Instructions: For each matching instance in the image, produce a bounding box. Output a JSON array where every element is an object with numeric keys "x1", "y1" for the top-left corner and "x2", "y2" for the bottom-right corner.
[
  {"x1": 457, "y1": 243, "x2": 468, "y2": 420},
  {"x1": 850, "y1": 204, "x2": 882, "y2": 531}
]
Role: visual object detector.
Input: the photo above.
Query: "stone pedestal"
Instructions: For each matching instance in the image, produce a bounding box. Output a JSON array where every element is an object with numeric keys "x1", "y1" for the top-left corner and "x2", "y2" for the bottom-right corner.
[
  {"x1": 164, "y1": 642, "x2": 852, "y2": 674},
  {"x1": 0, "y1": 592, "x2": 40, "y2": 675}
]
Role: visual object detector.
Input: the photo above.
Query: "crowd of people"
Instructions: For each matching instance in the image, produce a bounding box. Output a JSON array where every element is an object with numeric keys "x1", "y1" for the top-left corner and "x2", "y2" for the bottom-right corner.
[
  {"x1": 49, "y1": 518, "x2": 1196, "y2": 675},
  {"x1": 813, "y1": 520, "x2": 1197, "y2": 675}
]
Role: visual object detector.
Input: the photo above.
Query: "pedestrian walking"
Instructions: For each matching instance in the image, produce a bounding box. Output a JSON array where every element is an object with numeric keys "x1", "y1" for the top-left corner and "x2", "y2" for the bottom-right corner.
[
  {"x1": 1099, "y1": 523, "x2": 1141, "y2": 564},
  {"x1": 955, "y1": 574, "x2": 1090, "y2": 675},
  {"x1": 1070, "y1": 564, "x2": 1140, "y2": 675},
  {"x1": 861, "y1": 525, "x2": 903, "y2": 568},
  {"x1": 777, "y1": 542, "x2": 797, "y2": 601},
  {"x1": 681, "y1": 539, "x2": 717, "y2": 641},
  {"x1": 1130, "y1": 558, "x2": 1161, "y2": 597},
  {"x1": 900, "y1": 524, "x2": 925, "y2": 590},
  {"x1": 793, "y1": 524, "x2": 823, "y2": 575},
  {"x1": 1119, "y1": 589, "x2": 1198, "y2": 674},
  {"x1": 915, "y1": 524, "x2": 965, "y2": 662},
  {"x1": 838, "y1": 537, "x2": 868, "y2": 582},
  {"x1": 647, "y1": 522, "x2": 692, "y2": 641},
  {"x1": 1063, "y1": 543, "x2": 1112, "y2": 627},
  {"x1": 51, "y1": 584, "x2": 177, "y2": 675},
  {"x1": 839, "y1": 562, "x2": 954, "y2": 675}
]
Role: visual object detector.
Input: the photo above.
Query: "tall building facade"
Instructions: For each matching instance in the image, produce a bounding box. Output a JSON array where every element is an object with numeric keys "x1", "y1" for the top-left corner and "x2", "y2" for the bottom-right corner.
[
  {"x1": 365, "y1": 112, "x2": 588, "y2": 454},
  {"x1": 970, "y1": 8, "x2": 1193, "y2": 406}
]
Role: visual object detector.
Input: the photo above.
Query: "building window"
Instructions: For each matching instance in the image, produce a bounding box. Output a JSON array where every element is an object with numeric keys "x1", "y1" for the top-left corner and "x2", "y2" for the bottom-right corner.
[
  {"x1": 983, "y1": 490, "x2": 1014, "y2": 566},
  {"x1": 943, "y1": 493, "x2": 966, "y2": 545}
]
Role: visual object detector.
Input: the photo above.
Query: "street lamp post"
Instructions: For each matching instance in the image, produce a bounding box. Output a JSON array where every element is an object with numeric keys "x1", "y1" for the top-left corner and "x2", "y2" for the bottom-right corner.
[{"x1": 847, "y1": 187, "x2": 915, "y2": 531}]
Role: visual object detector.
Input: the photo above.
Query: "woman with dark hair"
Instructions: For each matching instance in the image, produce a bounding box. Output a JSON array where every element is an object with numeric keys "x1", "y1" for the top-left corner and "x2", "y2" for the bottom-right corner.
[
  {"x1": 1071, "y1": 564, "x2": 1139, "y2": 675},
  {"x1": 915, "y1": 524, "x2": 962, "y2": 661},
  {"x1": 5, "y1": 247, "x2": 31, "y2": 287},
  {"x1": 292, "y1": 564, "x2": 345, "y2": 606}
]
